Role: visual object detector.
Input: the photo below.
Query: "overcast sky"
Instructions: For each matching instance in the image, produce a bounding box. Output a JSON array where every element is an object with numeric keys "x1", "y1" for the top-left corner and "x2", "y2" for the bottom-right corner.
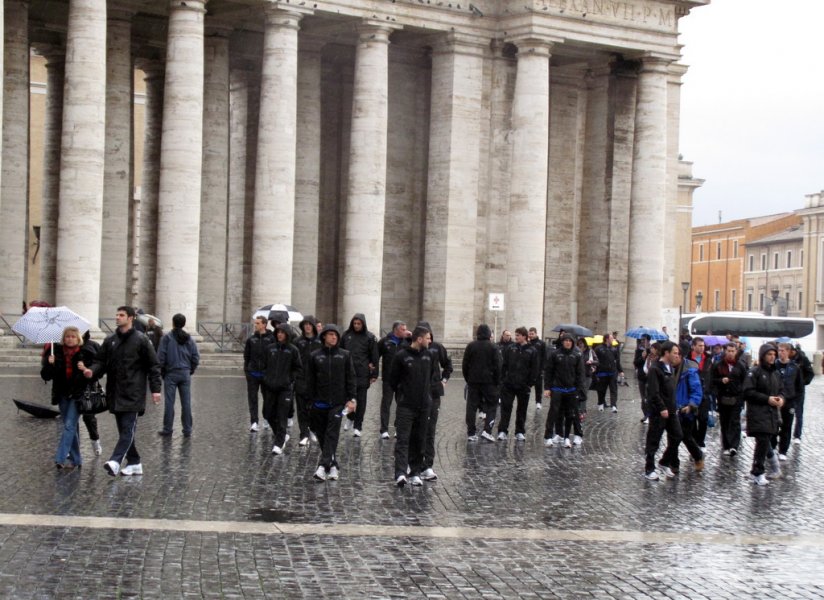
[{"x1": 677, "y1": 0, "x2": 824, "y2": 227}]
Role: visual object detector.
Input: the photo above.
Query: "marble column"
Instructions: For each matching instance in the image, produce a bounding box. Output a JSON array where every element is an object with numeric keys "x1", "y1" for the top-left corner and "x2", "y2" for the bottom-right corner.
[
  {"x1": 135, "y1": 60, "x2": 164, "y2": 312},
  {"x1": 55, "y1": 0, "x2": 107, "y2": 324},
  {"x1": 38, "y1": 49, "x2": 65, "y2": 305},
  {"x1": 197, "y1": 26, "x2": 230, "y2": 323},
  {"x1": 505, "y1": 38, "x2": 552, "y2": 330},
  {"x1": 251, "y1": 6, "x2": 309, "y2": 310},
  {"x1": 155, "y1": 0, "x2": 206, "y2": 326},
  {"x1": 0, "y1": 0, "x2": 29, "y2": 313},
  {"x1": 340, "y1": 21, "x2": 398, "y2": 329},
  {"x1": 225, "y1": 66, "x2": 249, "y2": 324},
  {"x1": 423, "y1": 33, "x2": 485, "y2": 342},
  {"x1": 666, "y1": 63, "x2": 688, "y2": 307},
  {"x1": 291, "y1": 37, "x2": 323, "y2": 315},
  {"x1": 626, "y1": 56, "x2": 670, "y2": 330},
  {"x1": 99, "y1": 7, "x2": 134, "y2": 315}
]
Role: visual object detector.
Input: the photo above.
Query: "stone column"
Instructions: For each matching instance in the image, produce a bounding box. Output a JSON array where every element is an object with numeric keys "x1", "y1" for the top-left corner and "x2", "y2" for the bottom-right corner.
[
  {"x1": 155, "y1": 0, "x2": 206, "y2": 325},
  {"x1": 197, "y1": 25, "x2": 230, "y2": 323},
  {"x1": 666, "y1": 63, "x2": 688, "y2": 307},
  {"x1": 340, "y1": 21, "x2": 398, "y2": 328},
  {"x1": 626, "y1": 56, "x2": 671, "y2": 330},
  {"x1": 99, "y1": 7, "x2": 134, "y2": 315},
  {"x1": 55, "y1": 0, "x2": 107, "y2": 324},
  {"x1": 423, "y1": 33, "x2": 485, "y2": 342},
  {"x1": 291, "y1": 36, "x2": 323, "y2": 315},
  {"x1": 135, "y1": 60, "x2": 164, "y2": 312},
  {"x1": 0, "y1": 0, "x2": 29, "y2": 313},
  {"x1": 38, "y1": 49, "x2": 65, "y2": 305},
  {"x1": 251, "y1": 6, "x2": 310, "y2": 310},
  {"x1": 225, "y1": 66, "x2": 249, "y2": 324},
  {"x1": 505, "y1": 38, "x2": 553, "y2": 330}
]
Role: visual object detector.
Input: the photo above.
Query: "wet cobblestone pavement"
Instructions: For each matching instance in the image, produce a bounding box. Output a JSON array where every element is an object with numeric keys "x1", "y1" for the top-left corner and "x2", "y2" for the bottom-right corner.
[{"x1": 2, "y1": 369, "x2": 824, "y2": 598}]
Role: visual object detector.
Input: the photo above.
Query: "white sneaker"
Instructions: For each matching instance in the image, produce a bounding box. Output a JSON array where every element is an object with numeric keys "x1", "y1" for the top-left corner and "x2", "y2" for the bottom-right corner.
[
  {"x1": 792, "y1": 437, "x2": 802, "y2": 445},
  {"x1": 410, "y1": 475, "x2": 423, "y2": 486},
  {"x1": 396, "y1": 475, "x2": 407, "y2": 488},
  {"x1": 552, "y1": 434, "x2": 563, "y2": 444},
  {"x1": 422, "y1": 468, "x2": 438, "y2": 481},
  {"x1": 284, "y1": 434, "x2": 290, "y2": 444},
  {"x1": 779, "y1": 454, "x2": 788, "y2": 461},
  {"x1": 249, "y1": 422, "x2": 259, "y2": 432},
  {"x1": 573, "y1": 435, "x2": 583, "y2": 446},
  {"x1": 328, "y1": 466, "x2": 339, "y2": 480},
  {"x1": 642, "y1": 418, "x2": 649, "y2": 425},
  {"x1": 467, "y1": 435, "x2": 478, "y2": 442},
  {"x1": 564, "y1": 438, "x2": 572, "y2": 448},
  {"x1": 353, "y1": 429, "x2": 362, "y2": 437},
  {"x1": 262, "y1": 420, "x2": 270, "y2": 429},
  {"x1": 313, "y1": 466, "x2": 326, "y2": 481},
  {"x1": 723, "y1": 449, "x2": 731, "y2": 456},
  {"x1": 544, "y1": 438, "x2": 554, "y2": 447},
  {"x1": 343, "y1": 421, "x2": 350, "y2": 431},
  {"x1": 120, "y1": 463, "x2": 143, "y2": 476},
  {"x1": 611, "y1": 406, "x2": 618, "y2": 413},
  {"x1": 478, "y1": 412, "x2": 486, "y2": 420},
  {"x1": 287, "y1": 418, "x2": 293, "y2": 428},
  {"x1": 92, "y1": 440, "x2": 102, "y2": 455},
  {"x1": 752, "y1": 473, "x2": 768, "y2": 486},
  {"x1": 310, "y1": 432, "x2": 318, "y2": 443},
  {"x1": 299, "y1": 437, "x2": 309, "y2": 447},
  {"x1": 598, "y1": 405, "x2": 604, "y2": 412},
  {"x1": 661, "y1": 466, "x2": 676, "y2": 479},
  {"x1": 480, "y1": 431, "x2": 495, "y2": 442},
  {"x1": 104, "y1": 460, "x2": 120, "y2": 476},
  {"x1": 380, "y1": 432, "x2": 390, "y2": 440},
  {"x1": 535, "y1": 403, "x2": 542, "y2": 411},
  {"x1": 515, "y1": 433, "x2": 526, "y2": 442},
  {"x1": 644, "y1": 470, "x2": 659, "y2": 481},
  {"x1": 497, "y1": 432, "x2": 507, "y2": 441},
  {"x1": 271, "y1": 445, "x2": 283, "y2": 455}
]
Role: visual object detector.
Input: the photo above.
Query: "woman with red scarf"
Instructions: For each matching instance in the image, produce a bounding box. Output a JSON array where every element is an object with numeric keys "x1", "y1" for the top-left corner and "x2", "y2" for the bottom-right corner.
[{"x1": 41, "y1": 326, "x2": 92, "y2": 469}]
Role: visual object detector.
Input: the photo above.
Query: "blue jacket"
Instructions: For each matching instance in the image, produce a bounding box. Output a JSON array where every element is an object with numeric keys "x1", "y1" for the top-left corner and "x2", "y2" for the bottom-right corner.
[
  {"x1": 675, "y1": 359, "x2": 703, "y2": 420},
  {"x1": 157, "y1": 329, "x2": 200, "y2": 375}
]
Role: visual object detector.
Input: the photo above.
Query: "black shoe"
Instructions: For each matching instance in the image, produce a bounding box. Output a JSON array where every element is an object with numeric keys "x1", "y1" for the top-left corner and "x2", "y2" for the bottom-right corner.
[
  {"x1": 183, "y1": 431, "x2": 192, "y2": 438},
  {"x1": 157, "y1": 430, "x2": 172, "y2": 437}
]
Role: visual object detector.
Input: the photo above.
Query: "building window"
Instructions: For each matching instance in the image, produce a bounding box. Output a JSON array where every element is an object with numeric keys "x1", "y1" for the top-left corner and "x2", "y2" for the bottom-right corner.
[
  {"x1": 714, "y1": 290, "x2": 720, "y2": 310},
  {"x1": 801, "y1": 250, "x2": 804, "y2": 267},
  {"x1": 774, "y1": 252, "x2": 779, "y2": 270},
  {"x1": 799, "y1": 290, "x2": 803, "y2": 310},
  {"x1": 759, "y1": 293, "x2": 765, "y2": 310},
  {"x1": 699, "y1": 245, "x2": 704, "y2": 262},
  {"x1": 733, "y1": 240, "x2": 739, "y2": 258},
  {"x1": 731, "y1": 289, "x2": 737, "y2": 310},
  {"x1": 761, "y1": 254, "x2": 766, "y2": 270},
  {"x1": 747, "y1": 293, "x2": 753, "y2": 311},
  {"x1": 787, "y1": 251, "x2": 792, "y2": 269},
  {"x1": 749, "y1": 255, "x2": 754, "y2": 271},
  {"x1": 786, "y1": 291, "x2": 791, "y2": 309},
  {"x1": 716, "y1": 242, "x2": 722, "y2": 260}
]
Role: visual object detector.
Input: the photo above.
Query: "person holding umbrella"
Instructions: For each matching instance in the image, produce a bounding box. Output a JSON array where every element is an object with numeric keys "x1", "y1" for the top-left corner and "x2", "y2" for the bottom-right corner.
[{"x1": 41, "y1": 326, "x2": 91, "y2": 469}]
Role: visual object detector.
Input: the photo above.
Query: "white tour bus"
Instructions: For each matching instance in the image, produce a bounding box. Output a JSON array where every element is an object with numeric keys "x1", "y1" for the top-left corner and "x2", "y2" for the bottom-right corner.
[{"x1": 686, "y1": 312, "x2": 817, "y2": 359}]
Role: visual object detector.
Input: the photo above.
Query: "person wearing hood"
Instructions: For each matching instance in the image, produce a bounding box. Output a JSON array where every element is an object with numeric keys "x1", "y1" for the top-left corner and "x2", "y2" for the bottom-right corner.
[
  {"x1": 389, "y1": 326, "x2": 439, "y2": 487},
  {"x1": 262, "y1": 324, "x2": 303, "y2": 455},
  {"x1": 774, "y1": 342, "x2": 803, "y2": 461},
  {"x1": 711, "y1": 342, "x2": 747, "y2": 456},
  {"x1": 417, "y1": 321, "x2": 453, "y2": 481},
  {"x1": 340, "y1": 313, "x2": 379, "y2": 437},
  {"x1": 672, "y1": 347, "x2": 705, "y2": 473},
  {"x1": 742, "y1": 344, "x2": 785, "y2": 485},
  {"x1": 157, "y1": 313, "x2": 200, "y2": 438},
  {"x1": 462, "y1": 324, "x2": 502, "y2": 441},
  {"x1": 295, "y1": 316, "x2": 322, "y2": 446},
  {"x1": 378, "y1": 321, "x2": 410, "y2": 439},
  {"x1": 243, "y1": 316, "x2": 275, "y2": 432},
  {"x1": 543, "y1": 332, "x2": 585, "y2": 447},
  {"x1": 307, "y1": 324, "x2": 357, "y2": 481},
  {"x1": 498, "y1": 327, "x2": 539, "y2": 442}
]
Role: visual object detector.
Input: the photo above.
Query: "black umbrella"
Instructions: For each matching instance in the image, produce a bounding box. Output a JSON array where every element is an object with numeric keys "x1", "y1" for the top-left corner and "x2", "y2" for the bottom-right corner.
[
  {"x1": 551, "y1": 323, "x2": 593, "y2": 337},
  {"x1": 13, "y1": 398, "x2": 60, "y2": 419}
]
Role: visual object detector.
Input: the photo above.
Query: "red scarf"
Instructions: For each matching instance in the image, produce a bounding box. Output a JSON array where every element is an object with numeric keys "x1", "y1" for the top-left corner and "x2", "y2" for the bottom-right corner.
[{"x1": 63, "y1": 345, "x2": 80, "y2": 380}]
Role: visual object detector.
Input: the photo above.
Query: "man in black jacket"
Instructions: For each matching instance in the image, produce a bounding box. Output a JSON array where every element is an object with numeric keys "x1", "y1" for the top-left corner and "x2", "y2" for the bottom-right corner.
[
  {"x1": 417, "y1": 321, "x2": 453, "y2": 481},
  {"x1": 307, "y1": 324, "x2": 357, "y2": 482},
  {"x1": 263, "y1": 324, "x2": 302, "y2": 456},
  {"x1": 295, "y1": 316, "x2": 321, "y2": 446},
  {"x1": 743, "y1": 344, "x2": 784, "y2": 485},
  {"x1": 594, "y1": 333, "x2": 624, "y2": 412},
  {"x1": 462, "y1": 324, "x2": 502, "y2": 441},
  {"x1": 389, "y1": 326, "x2": 438, "y2": 487},
  {"x1": 643, "y1": 341, "x2": 681, "y2": 480},
  {"x1": 528, "y1": 327, "x2": 546, "y2": 410},
  {"x1": 243, "y1": 316, "x2": 274, "y2": 432},
  {"x1": 711, "y1": 342, "x2": 747, "y2": 456},
  {"x1": 790, "y1": 344, "x2": 815, "y2": 444},
  {"x1": 633, "y1": 335, "x2": 652, "y2": 423},
  {"x1": 498, "y1": 327, "x2": 538, "y2": 442},
  {"x1": 775, "y1": 342, "x2": 803, "y2": 461},
  {"x1": 377, "y1": 321, "x2": 410, "y2": 439},
  {"x1": 544, "y1": 333, "x2": 586, "y2": 447},
  {"x1": 340, "y1": 313, "x2": 379, "y2": 437},
  {"x1": 84, "y1": 306, "x2": 162, "y2": 477}
]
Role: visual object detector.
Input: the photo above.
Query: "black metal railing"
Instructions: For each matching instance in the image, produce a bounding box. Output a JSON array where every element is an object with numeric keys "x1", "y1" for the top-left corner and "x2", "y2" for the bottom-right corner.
[
  {"x1": 0, "y1": 313, "x2": 26, "y2": 345},
  {"x1": 98, "y1": 319, "x2": 116, "y2": 334},
  {"x1": 197, "y1": 322, "x2": 250, "y2": 353}
]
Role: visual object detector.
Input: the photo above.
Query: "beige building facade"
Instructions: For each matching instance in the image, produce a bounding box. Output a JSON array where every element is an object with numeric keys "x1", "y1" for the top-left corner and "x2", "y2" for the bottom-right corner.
[
  {"x1": 0, "y1": 0, "x2": 708, "y2": 344},
  {"x1": 742, "y1": 224, "x2": 804, "y2": 316}
]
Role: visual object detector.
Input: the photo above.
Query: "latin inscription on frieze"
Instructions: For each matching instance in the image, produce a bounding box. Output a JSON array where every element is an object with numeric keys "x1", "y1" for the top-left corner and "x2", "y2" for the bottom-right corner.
[{"x1": 534, "y1": 0, "x2": 676, "y2": 30}]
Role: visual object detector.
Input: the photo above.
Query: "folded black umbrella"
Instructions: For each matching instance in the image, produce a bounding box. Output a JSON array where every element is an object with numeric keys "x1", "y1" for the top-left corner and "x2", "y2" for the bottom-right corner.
[{"x1": 13, "y1": 398, "x2": 60, "y2": 419}]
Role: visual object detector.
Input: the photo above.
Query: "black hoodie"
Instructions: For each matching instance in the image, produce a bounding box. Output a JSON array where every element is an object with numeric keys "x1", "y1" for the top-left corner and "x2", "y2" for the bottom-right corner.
[
  {"x1": 742, "y1": 344, "x2": 784, "y2": 435},
  {"x1": 462, "y1": 324, "x2": 502, "y2": 385},
  {"x1": 340, "y1": 313, "x2": 379, "y2": 387},
  {"x1": 263, "y1": 324, "x2": 302, "y2": 392},
  {"x1": 544, "y1": 334, "x2": 585, "y2": 392},
  {"x1": 295, "y1": 316, "x2": 322, "y2": 394},
  {"x1": 307, "y1": 324, "x2": 357, "y2": 407}
]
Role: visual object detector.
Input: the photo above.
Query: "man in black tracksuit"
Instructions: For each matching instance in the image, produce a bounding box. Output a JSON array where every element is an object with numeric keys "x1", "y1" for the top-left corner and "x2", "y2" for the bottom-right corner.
[
  {"x1": 340, "y1": 313, "x2": 379, "y2": 436},
  {"x1": 743, "y1": 344, "x2": 784, "y2": 485},
  {"x1": 528, "y1": 327, "x2": 546, "y2": 410},
  {"x1": 544, "y1": 333, "x2": 585, "y2": 446},
  {"x1": 263, "y1": 324, "x2": 302, "y2": 455},
  {"x1": 377, "y1": 321, "x2": 410, "y2": 438},
  {"x1": 389, "y1": 326, "x2": 439, "y2": 487},
  {"x1": 775, "y1": 342, "x2": 803, "y2": 459},
  {"x1": 462, "y1": 324, "x2": 502, "y2": 441},
  {"x1": 643, "y1": 341, "x2": 681, "y2": 480},
  {"x1": 594, "y1": 333, "x2": 624, "y2": 412},
  {"x1": 243, "y1": 316, "x2": 274, "y2": 431},
  {"x1": 307, "y1": 324, "x2": 357, "y2": 481},
  {"x1": 498, "y1": 326, "x2": 539, "y2": 441},
  {"x1": 295, "y1": 316, "x2": 322, "y2": 445},
  {"x1": 790, "y1": 344, "x2": 815, "y2": 442},
  {"x1": 417, "y1": 321, "x2": 452, "y2": 481},
  {"x1": 711, "y1": 342, "x2": 747, "y2": 455}
]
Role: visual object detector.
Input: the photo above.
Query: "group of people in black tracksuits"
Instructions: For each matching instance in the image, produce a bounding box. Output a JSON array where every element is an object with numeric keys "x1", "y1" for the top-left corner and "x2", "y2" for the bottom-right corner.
[{"x1": 641, "y1": 335, "x2": 814, "y2": 484}]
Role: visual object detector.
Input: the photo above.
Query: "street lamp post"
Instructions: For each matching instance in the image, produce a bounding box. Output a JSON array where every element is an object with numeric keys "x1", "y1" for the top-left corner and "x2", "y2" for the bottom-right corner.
[{"x1": 695, "y1": 291, "x2": 703, "y2": 313}]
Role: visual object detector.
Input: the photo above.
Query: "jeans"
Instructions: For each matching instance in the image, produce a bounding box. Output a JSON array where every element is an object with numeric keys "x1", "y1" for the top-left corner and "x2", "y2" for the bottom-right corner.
[
  {"x1": 162, "y1": 370, "x2": 192, "y2": 435},
  {"x1": 596, "y1": 374, "x2": 618, "y2": 407},
  {"x1": 395, "y1": 401, "x2": 430, "y2": 478},
  {"x1": 56, "y1": 396, "x2": 82, "y2": 466},
  {"x1": 110, "y1": 411, "x2": 140, "y2": 466}
]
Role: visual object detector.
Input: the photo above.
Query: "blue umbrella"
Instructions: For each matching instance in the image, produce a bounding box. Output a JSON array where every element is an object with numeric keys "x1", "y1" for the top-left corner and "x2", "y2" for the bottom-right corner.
[{"x1": 625, "y1": 327, "x2": 669, "y2": 341}]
